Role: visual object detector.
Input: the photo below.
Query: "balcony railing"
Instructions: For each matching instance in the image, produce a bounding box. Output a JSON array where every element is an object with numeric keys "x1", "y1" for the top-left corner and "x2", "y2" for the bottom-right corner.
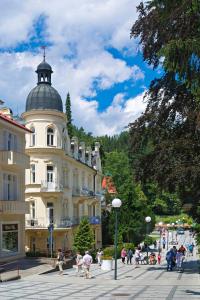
[
  {"x1": 41, "y1": 180, "x2": 63, "y2": 192},
  {"x1": 72, "y1": 187, "x2": 95, "y2": 197},
  {"x1": 26, "y1": 217, "x2": 48, "y2": 228},
  {"x1": 0, "y1": 150, "x2": 29, "y2": 168},
  {"x1": 0, "y1": 201, "x2": 29, "y2": 214}
]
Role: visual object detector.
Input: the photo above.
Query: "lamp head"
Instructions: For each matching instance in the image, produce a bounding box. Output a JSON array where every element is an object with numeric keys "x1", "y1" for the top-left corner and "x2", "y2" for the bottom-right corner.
[
  {"x1": 145, "y1": 216, "x2": 151, "y2": 223},
  {"x1": 112, "y1": 198, "x2": 122, "y2": 208}
]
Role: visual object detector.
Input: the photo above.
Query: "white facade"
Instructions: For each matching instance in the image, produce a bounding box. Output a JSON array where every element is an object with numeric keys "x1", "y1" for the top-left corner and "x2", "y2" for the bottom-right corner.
[{"x1": 22, "y1": 109, "x2": 102, "y2": 253}]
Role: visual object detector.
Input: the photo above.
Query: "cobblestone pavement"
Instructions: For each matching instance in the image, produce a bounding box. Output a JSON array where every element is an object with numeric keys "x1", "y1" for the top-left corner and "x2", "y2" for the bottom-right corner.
[{"x1": 0, "y1": 232, "x2": 199, "y2": 299}]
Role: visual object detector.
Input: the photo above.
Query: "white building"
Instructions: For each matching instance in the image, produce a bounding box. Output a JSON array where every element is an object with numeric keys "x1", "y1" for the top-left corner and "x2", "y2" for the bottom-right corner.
[
  {"x1": 22, "y1": 58, "x2": 102, "y2": 254},
  {"x1": 0, "y1": 107, "x2": 30, "y2": 262}
]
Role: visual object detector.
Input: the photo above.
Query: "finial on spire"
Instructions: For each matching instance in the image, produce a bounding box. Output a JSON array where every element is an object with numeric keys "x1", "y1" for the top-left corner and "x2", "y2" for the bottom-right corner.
[{"x1": 41, "y1": 45, "x2": 46, "y2": 61}]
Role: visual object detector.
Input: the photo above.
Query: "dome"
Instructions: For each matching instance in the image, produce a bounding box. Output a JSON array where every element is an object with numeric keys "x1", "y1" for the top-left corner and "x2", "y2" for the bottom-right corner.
[
  {"x1": 26, "y1": 84, "x2": 63, "y2": 112},
  {"x1": 25, "y1": 57, "x2": 63, "y2": 112},
  {"x1": 37, "y1": 61, "x2": 52, "y2": 72}
]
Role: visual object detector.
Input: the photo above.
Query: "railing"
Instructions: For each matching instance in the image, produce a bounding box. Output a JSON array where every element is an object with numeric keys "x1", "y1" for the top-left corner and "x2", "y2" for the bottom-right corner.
[
  {"x1": 0, "y1": 150, "x2": 29, "y2": 168},
  {"x1": 72, "y1": 187, "x2": 95, "y2": 197},
  {"x1": 26, "y1": 218, "x2": 48, "y2": 228},
  {"x1": 41, "y1": 180, "x2": 63, "y2": 192},
  {"x1": 26, "y1": 215, "x2": 101, "y2": 229},
  {"x1": 0, "y1": 201, "x2": 29, "y2": 214}
]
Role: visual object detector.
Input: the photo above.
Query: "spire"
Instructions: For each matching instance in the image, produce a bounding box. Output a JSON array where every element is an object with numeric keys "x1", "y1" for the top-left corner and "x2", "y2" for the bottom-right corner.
[
  {"x1": 41, "y1": 45, "x2": 46, "y2": 61},
  {"x1": 36, "y1": 47, "x2": 53, "y2": 85}
]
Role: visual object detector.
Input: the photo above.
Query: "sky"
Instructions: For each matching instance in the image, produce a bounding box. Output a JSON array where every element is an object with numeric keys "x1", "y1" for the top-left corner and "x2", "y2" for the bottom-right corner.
[{"x1": 0, "y1": 0, "x2": 159, "y2": 136}]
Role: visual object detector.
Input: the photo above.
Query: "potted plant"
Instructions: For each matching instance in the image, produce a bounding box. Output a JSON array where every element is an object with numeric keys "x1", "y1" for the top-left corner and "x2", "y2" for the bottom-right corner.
[{"x1": 101, "y1": 256, "x2": 113, "y2": 271}]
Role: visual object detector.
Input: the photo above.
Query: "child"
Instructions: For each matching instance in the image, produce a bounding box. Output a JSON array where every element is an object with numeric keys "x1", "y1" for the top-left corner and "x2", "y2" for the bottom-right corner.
[{"x1": 157, "y1": 253, "x2": 161, "y2": 264}]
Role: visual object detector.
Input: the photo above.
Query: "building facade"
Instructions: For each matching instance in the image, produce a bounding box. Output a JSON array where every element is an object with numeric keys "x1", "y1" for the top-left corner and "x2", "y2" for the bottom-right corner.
[
  {"x1": 0, "y1": 107, "x2": 30, "y2": 262},
  {"x1": 22, "y1": 58, "x2": 102, "y2": 255}
]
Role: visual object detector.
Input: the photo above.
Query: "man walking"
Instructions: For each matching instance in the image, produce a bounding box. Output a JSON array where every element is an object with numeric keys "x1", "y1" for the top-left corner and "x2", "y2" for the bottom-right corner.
[{"x1": 83, "y1": 251, "x2": 93, "y2": 279}]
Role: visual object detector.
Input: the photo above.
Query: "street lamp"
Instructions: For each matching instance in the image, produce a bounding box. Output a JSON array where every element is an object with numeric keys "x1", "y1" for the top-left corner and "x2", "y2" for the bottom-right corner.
[
  {"x1": 112, "y1": 198, "x2": 122, "y2": 280},
  {"x1": 166, "y1": 224, "x2": 170, "y2": 250},
  {"x1": 171, "y1": 223, "x2": 175, "y2": 242},
  {"x1": 145, "y1": 216, "x2": 151, "y2": 262},
  {"x1": 158, "y1": 222, "x2": 163, "y2": 252}
]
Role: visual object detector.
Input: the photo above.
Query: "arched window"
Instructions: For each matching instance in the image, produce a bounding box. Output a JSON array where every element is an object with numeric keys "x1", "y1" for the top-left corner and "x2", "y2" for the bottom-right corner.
[
  {"x1": 47, "y1": 127, "x2": 54, "y2": 146},
  {"x1": 30, "y1": 127, "x2": 35, "y2": 146}
]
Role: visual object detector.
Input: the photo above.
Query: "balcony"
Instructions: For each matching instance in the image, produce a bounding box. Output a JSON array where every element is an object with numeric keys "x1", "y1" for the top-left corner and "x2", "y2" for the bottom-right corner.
[
  {"x1": 72, "y1": 187, "x2": 95, "y2": 198},
  {"x1": 0, "y1": 150, "x2": 29, "y2": 168},
  {"x1": 0, "y1": 201, "x2": 29, "y2": 214},
  {"x1": 26, "y1": 217, "x2": 48, "y2": 228},
  {"x1": 41, "y1": 180, "x2": 63, "y2": 192}
]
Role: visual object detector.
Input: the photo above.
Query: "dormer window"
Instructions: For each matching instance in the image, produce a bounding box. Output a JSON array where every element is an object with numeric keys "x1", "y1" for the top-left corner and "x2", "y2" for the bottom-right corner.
[{"x1": 47, "y1": 127, "x2": 54, "y2": 146}]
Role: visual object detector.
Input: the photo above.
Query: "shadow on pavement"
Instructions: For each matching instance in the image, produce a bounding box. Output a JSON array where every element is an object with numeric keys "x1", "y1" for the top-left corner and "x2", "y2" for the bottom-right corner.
[{"x1": 185, "y1": 290, "x2": 200, "y2": 296}]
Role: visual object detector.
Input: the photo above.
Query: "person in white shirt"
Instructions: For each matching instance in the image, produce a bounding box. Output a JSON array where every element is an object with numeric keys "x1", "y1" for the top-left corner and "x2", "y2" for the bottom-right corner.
[
  {"x1": 82, "y1": 251, "x2": 93, "y2": 279},
  {"x1": 96, "y1": 249, "x2": 103, "y2": 266}
]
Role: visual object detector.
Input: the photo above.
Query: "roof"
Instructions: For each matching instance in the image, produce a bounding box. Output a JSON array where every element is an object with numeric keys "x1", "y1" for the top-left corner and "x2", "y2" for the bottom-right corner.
[
  {"x1": 0, "y1": 112, "x2": 31, "y2": 132},
  {"x1": 26, "y1": 83, "x2": 63, "y2": 112}
]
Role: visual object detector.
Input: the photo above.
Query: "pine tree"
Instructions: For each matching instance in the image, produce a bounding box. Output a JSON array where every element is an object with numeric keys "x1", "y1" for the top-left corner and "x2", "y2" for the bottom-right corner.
[
  {"x1": 65, "y1": 92, "x2": 73, "y2": 138},
  {"x1": 73, "y1": 218, "x2": 94, "y2": 254}
]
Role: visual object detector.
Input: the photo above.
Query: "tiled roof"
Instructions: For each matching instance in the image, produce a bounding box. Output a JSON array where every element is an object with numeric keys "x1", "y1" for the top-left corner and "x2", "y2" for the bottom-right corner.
[{"x1": 0, "y1": 113, "x2": 31, "y2": 132}]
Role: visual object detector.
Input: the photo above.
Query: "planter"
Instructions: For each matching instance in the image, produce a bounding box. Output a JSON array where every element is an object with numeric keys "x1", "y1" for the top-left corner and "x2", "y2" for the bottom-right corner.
[{"x1": 101, "y1": 259, "x2": 113, "y2": 271}]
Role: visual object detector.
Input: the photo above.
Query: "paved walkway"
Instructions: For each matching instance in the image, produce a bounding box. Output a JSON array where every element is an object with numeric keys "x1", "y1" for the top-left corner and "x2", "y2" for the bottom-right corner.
[{"x1": 0, "y1": 232, "x2": 199, "y2": 299}]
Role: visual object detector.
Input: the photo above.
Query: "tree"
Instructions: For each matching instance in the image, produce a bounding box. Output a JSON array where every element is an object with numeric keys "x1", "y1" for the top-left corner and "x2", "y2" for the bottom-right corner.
[
  {"x1": 102, "y1": 151, "x2": 155, "y2": 244},
  {"x1": 130, "y1": 0, "x2": 200, "y2": 221},
  {"x1": 65, "y1": 92, "x2": 73, "y2": 138},
  {"x1": 131, "y1": 0, "x2": 200, "y2": 99},
  {"x1": 73, "y1": 218, "x2": 94, "y2": 254}
]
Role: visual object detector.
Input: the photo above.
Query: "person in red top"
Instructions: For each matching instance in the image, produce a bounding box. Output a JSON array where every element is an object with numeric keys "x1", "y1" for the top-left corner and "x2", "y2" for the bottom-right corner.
[
  {"x1": 121, "y1": 248, "x2": 127, "y2": 264},
  {"x1": 157, "y1": 253, "x2": 161, "y2": 264},
  {"x1": 179, "y1": 245, "x2": 186, "y2": 255}
]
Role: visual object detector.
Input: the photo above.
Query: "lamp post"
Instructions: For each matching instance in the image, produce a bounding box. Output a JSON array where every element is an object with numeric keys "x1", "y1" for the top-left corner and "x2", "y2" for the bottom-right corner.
[
  {"x1": 166, "y1": 224, "x2": 170, "y2": 250},
  {"x1": 112, "y1": 198, "x2": 122, "y2": 280},
  {"x1": 145, "y1": 216, "x2": 151, "y2": 262},
  {"x1": 171, "y1": 223, "x2": 175, "y2": 243},
  {"x1": 158, "y1": 222, "x2": 163, "y2": 252}
]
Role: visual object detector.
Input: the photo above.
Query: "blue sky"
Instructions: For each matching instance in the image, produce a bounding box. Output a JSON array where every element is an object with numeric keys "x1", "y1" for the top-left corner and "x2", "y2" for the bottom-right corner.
[{"x1": 0, "y1": 0, "x2": 160, "y2": 135}]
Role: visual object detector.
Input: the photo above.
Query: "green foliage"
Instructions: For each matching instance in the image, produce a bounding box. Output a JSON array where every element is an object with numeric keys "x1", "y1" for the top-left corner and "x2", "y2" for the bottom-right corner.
[
  {"x1": 73, "y1": 217, "x2": 94, "y2": 254},
  {"x1": 155, "y1": 213, "x2": 194, "y2": 225},
  {"x1": 130, "y1": 1, "x2": 200, "y2": 222},
  {"x1": 131, "y1": 0, "x2": 200, "y2": 99},
  {"x1": 65, "y1": 92, "x2": 73, "y2": 139},
  {"x1": 143, "y1": 235, "x2": 156, "y2": 246},
  {"x1": 102, "y1": 150, "x2": 155, "y2": 245}
]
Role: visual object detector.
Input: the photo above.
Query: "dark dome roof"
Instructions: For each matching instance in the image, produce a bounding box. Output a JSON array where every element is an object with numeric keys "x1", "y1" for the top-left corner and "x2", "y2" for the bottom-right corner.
[
  {"x1": 26, "y1": 84, "x2": 63, "y2": 112},
  {"x1": 37, "y1": 61, "x2": 52, "y2": 71}
]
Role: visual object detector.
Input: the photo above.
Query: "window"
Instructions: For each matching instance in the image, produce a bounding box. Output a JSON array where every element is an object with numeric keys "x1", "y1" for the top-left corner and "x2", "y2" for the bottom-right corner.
[
  {"x1": 3, "y1": 131, "x2": 17, "y2": 151},
  {"x1": 30, "y1": 201, "x2": 35, "y2": 219},
  {"x1": 30, "y1": 165, "x2": 35, "y2": 183},
  {"x1": 47, "y1": 202, "x2": 54, "y2": 224},
  {"x1": 47, "y1": 165, "x2": 54, "y2": 183},
  {"x1": 47, "y1": 127, "x2": 54, "y2": 146},
  {"x1": 3, "y1": 174, "x2": 17, "y2": 200},
  {"x1": 2, "y1": 224, "x2": 18, "y2": 254},
  {"x1": 30, "y1": 127, "x2": 35, "y2": 146}
]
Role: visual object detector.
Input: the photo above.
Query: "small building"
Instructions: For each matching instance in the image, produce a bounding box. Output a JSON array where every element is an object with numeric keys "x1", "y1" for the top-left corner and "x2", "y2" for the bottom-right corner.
[
  {"x1": 0, "y1": 107, "x2": 30, "y2": 262},
  {"x1": 22, "y1": 57, "x2": 102, "y2": 255}
]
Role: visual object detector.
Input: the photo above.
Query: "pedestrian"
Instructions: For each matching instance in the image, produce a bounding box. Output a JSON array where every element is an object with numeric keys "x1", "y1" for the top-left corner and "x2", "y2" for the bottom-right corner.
[
  {"x1": 188, "y1": 243, "x2": 194, "y2": 256},
  {"x1": 82, "y1": 251, "x2": 93, "y2": 279},
  {"x1": 179, "y1": 245, "x2": 186, "y2": 256},
  {"x1": 75, "y1": 251, "x2": 83, "y2": 276},
  {"x1": 153, "y1": 240, "x2": 157, "y2": 249},
  {"x1": 134, "y1": 247, "x2": 140, "y2": 266},
  {"x1": 121, "y1": 248, "x2": 127, "y2": 264},
  {"x1": 162, "y1": 237, "x2": 166, "y2": 249},
  {"x1": 166, "y1": 248, "x2": 175, "y2": 271},
  {"x1": 176, "y1": 249, "x2": 183, "y2": 272},
  {"x1": 127, "y1": 248, "x2": 133, "y2": 264},
  {"x1": 157, "y1": 253, "x2": 161, "y2": 265},
  {"x1": 96, "y1": 249, "x2": 103, "y2": 266},
  {"x1": 56, "y1": 249, "x2": 64, "y2": 275}
]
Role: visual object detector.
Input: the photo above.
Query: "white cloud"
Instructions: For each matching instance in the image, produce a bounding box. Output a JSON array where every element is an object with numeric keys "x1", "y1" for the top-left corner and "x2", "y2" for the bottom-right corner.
[{"x1": 0, "y1": 0, "x2": 145, "y2": 135}]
